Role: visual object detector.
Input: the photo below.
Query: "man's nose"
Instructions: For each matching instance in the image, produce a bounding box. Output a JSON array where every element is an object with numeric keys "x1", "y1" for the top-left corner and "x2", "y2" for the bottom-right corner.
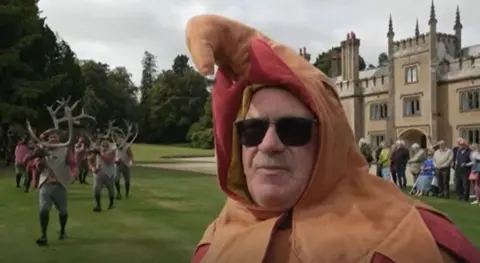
[{"x1": 257, "y1": 125, "x2": 285, "y2": 152}]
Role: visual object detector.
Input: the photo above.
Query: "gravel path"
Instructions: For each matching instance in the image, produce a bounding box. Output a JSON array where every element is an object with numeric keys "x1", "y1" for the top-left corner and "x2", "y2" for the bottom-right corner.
[{"x1": 138, "y1": 158, "x2": 455, "y2": 186}]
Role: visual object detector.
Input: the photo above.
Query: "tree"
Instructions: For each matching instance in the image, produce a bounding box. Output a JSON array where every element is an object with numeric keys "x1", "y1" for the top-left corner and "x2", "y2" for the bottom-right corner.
[
  {"x1": 140, "y1": 51, "x2": 156, "y2": 103},
  {"x1": 0, "y1": 1, "x2": 64, "y2": 126},
  {"x1": 172, "y1": 54, "x2": 190, "y2": 75},
  {"x1": 81, "y1": 60, "x2": 137, "y2": 127},
  {"x1": 359, "y1": 56, "x2": 366, "y2": 71},
  {"x1": 313, "y1": 50, "x2": 366, "y2": 75},
  {"x1": 188, "y1": 94, "x2": 213, "y2": 148},
  {"x1": 148, "y1": 55, "x2": 209, "y2": 143},
  {"x1": 378, "y1": 52, "x2": 388, "y2": 66}
]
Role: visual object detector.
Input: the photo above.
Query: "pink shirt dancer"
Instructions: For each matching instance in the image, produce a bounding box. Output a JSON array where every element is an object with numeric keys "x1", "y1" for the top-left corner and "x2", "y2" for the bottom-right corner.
[{"x1": 15, "y1": 141, "x2": 29, "y2": 164}]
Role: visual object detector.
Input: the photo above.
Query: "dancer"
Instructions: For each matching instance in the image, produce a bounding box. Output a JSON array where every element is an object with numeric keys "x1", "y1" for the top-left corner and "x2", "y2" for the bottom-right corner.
[
  {"x1": 88, "y1": 136, "x2": 116, "y2": 212},
  {"x1": 14, "y1": 134, "x2": 29, "y2": 188},
  {"x1": 112, "y1": 121, "x2": 138, "y2": 199},
  {"x1": 75, "y1": 136, "x2": 89, "y2": 184},
  {"x1": 21, "y1": 139, "x2": 36, "y2": 192},
  {"x1": 26, "y1": 97, "x2": 95, "y2": 246}
]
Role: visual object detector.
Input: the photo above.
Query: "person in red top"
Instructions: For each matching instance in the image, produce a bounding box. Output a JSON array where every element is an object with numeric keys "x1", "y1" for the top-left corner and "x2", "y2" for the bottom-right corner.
[
  {"x1": 14, "y1": 135, "x2": 30, "y2": 188},
  {"x1": 75, "y1": 136, "x2": 89, "y2": 184}
]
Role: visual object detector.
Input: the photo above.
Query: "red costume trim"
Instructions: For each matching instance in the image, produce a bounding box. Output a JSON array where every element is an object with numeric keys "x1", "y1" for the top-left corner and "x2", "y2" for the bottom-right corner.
[
  {"x1": 191, "y1": 244, "x2": 210, "y2": 263},
  {"x1": 371, "y1": 252, "x2": 394, "y2": 263},
  {"x1": 418, "y1": 208, "x2": 480, "y2": 263}
]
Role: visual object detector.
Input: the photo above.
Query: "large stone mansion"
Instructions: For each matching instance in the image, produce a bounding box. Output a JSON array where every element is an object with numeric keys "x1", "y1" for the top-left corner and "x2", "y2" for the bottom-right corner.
[{"x1": 299, "y1": 3, "x2": 480, "y2": 149}]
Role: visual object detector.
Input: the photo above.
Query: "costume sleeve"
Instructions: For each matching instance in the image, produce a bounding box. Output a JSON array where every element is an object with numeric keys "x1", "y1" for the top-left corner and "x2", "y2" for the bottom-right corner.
[
  {"x1": 127, "y1": 147, "x2": 133, "y2": 161},
  {"x1": 88, "y1": 155, "x2": 96, "y2": 171},
  {"x1": 66, "y1": 150, "x2": 78, "y2": 177}
]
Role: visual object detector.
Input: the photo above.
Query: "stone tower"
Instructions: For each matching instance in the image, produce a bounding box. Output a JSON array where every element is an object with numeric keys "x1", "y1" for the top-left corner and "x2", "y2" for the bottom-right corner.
[
  {"x1": 341, "y1": 32, "x2": 360, "y2": 81},
  {"x1": 299, "y1": 47, "x2": 311, "y2": 62},
  {"x1": 341, "y1": 32, "x2": 364, "y2": 140},
  {"x1": 454, "y1": 5, "x2": 462, "y2": 55},
  {"x1": 386, "y1": 15, "x2": 396, "y2": 145},
  {"x1": 428, "y1": 0, "x2": 439, "y2": 144}
]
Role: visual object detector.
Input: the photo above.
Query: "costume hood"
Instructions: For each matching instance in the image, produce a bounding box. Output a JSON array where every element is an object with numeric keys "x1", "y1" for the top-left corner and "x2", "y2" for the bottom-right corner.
[{"x1": 186, "y1": 15, "x2": 480, "y2": 263}]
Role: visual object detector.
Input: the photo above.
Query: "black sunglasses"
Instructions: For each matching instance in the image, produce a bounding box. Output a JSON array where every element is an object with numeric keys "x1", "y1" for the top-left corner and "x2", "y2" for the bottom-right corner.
[{"x1": 234, "y1": 116, "x2": 317, "y2": 147}]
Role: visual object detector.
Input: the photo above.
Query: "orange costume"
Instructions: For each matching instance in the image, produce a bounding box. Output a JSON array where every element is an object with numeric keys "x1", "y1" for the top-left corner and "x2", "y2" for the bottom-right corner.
[{"x1": 186, "y1": 15, "x2": 480, "y2": 263}]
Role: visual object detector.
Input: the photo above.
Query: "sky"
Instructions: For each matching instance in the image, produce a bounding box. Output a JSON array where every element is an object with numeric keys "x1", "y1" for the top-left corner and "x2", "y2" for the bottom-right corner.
[{"x1": 38, "y1": 0, "x2": 479, "y2": 85}]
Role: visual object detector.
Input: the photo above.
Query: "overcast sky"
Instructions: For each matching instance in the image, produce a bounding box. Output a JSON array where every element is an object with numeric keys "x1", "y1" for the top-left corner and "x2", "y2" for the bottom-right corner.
[{"x1": 38, "y1": 0, "x2": 479, "y2": 85}]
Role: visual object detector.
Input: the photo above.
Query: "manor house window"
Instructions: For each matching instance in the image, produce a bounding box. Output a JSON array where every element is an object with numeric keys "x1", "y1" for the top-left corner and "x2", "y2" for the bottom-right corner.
[
  {"x1": 370, "y1": 134, "x2": 385, "y2": 150},
  {"x1": 405, "y1": 65, "x2": 418, "y2": 84},
  {"x1": 370, "y1": 102, "x2": 388, "y2": 120},
  {"x1": 460, "y1": 88, "x2": 480, "y2": 111},
  {"x1": 460, "y1": 127, "x2": 480, "y2": 144},
  {"x1": 403, "y1": 96, "x2": 421, "y2": 116}
]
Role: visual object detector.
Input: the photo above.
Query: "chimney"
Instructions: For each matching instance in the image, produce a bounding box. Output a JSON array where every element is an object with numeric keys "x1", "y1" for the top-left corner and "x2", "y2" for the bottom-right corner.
[
  {"x1": 341, "y1": 31, "x2": 360, "y2": 81},
  {"x1": 330, "y1": 48, "x2": 342, "y2": 78}
]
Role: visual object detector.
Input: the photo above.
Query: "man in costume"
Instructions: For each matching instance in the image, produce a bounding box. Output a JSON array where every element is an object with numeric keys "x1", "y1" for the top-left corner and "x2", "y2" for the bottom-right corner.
[
  {"x1": 112, "y1": 121, "x2": 137, "y2": 200},
  {"x1": 75, "y1": 136, "x2": 89, "y2": 184},
  {"x1": 26, "y1": 97, "x2": 94, "y2": 246},
  {"x1": 185, "y1": 15, "x2": 479, "y2": 263},
  {"x1": 88, "y1": 136, "x2": 116, "y2": 212},
  {"x1": 14, "y1": 134, "x2": 30, "y2": 189},
  {"x1": 19, "y1": 138, "x2": 36, "y2": 192}
]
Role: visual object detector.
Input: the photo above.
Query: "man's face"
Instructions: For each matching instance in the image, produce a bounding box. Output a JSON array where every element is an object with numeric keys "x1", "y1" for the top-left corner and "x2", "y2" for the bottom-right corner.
[
  {"x1": 240, "y1": 88, "x2": 317, "y2": 211},
  {"x1": 439, "y1": 142, "x2": 445, "y2": 149},
  {"x1": 100, "y1": 140, "x2": 110, "y2": 151},
  {"x1": 48, "y1": 133, "x2": 60, "y2": 143}
]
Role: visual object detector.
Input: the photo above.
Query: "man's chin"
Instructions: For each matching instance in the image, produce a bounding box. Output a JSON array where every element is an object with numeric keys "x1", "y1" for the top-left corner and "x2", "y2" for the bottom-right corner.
[{"x1": 253, "y1": 187, "x2": 291, "y2": 211}]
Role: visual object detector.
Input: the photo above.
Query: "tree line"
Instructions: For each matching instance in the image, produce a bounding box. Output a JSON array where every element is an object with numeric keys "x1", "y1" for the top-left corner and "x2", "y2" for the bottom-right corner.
[
  {"x1": 1, "y1": 0, "x2": 213, "y2": 149},
  {"x1": 1, "y1": 0, "x2": 389, "y2": 150}
]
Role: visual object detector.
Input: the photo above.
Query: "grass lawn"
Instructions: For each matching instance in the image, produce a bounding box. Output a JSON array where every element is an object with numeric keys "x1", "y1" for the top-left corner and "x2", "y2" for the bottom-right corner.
[
  {"x1": 0, "y1": 167, "x2": 223, "y2": 263},
  {"x1": 131, "y1": 144, "x2": 214, "y2": 164},
  {"x1": 0, "y1": 166, "x2": 478, "y2": 263}
]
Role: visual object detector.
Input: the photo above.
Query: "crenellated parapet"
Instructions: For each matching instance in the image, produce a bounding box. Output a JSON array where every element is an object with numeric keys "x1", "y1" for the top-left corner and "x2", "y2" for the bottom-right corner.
[
  {"x1": 361, "y1": 75, "x2": 389, "y2": 96},
  {"x1": 393, "y1": 32, "x2": 458, "y2": 57},
  {"x1": 439, "y1": 54, "x2": 480, "y2": 81},
  {"x1": 393, "y1": 33, "x2": 429, "y2": 54},
  {"x1": 335, "y1": 74, "x2": 389, "y2": 98}
]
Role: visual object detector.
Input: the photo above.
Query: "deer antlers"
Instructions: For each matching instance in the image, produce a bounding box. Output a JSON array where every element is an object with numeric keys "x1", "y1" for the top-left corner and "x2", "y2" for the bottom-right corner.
[
  {"x1": 27, "y1": 97, "x2": 96, "y2": 148},
  {"x1": 45, "y1": 97, "x2": 96, "y2": 129},
  {"x1": 108, "y1": 119, "x2": 138, "y2": 149}
]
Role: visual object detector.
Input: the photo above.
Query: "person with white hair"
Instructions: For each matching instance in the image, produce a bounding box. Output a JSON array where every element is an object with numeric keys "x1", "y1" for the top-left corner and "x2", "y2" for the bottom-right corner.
[{"x1": 408, "y1": 143, "x2": 426, "y2": 187}]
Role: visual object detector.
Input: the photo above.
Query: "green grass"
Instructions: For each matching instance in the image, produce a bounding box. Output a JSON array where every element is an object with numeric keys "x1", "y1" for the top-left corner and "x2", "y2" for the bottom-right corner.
[
  {"x1": 131, "y1": 144, "x2": 214, "y2": 163},
  {"x1": 0, "y1": 166, "x2": 478, "y2": 263},
  {"x1": 0, "y1": 167, "x2": 223, "y2": 263}
]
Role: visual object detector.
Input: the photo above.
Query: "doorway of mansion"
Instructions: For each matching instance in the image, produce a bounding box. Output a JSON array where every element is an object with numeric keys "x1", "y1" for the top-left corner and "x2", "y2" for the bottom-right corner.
[{"x1": 399, "y1": 129, "x2": 427, "y2": 149}]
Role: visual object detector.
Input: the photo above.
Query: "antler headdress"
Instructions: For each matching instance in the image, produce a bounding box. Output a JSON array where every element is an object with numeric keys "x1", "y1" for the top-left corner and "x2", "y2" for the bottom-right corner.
[
  {"x1": 108, "y1": 120, "x2": 138, "y2": 149},
  {"x1": 27, "y1": 97, "x2": 96, "y2": 148}
]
